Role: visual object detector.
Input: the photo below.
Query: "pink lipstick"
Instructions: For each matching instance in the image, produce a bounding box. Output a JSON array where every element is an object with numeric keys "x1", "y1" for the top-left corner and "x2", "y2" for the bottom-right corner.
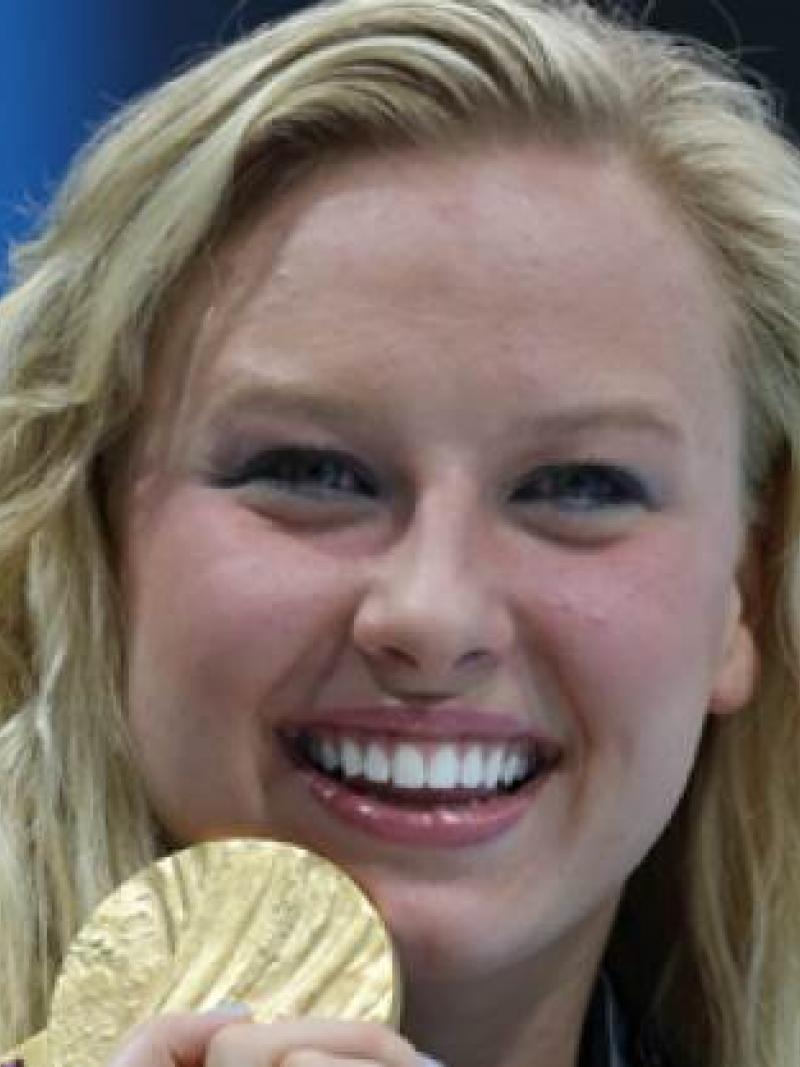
[{"x1": 280, "y1": 705, "x2": 562, "y2": 847}]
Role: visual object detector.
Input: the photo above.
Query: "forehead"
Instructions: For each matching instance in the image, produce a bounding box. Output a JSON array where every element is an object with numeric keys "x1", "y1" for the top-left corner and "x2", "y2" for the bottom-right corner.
[{"x1": 147, "y1": 141, "x2": 737, "y2": 447}]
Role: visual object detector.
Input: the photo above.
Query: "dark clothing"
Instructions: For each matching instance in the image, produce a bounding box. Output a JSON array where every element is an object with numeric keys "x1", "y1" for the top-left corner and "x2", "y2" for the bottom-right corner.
[{"x1": 581, "y1": 973, "x2": 672, "y2": 1067}]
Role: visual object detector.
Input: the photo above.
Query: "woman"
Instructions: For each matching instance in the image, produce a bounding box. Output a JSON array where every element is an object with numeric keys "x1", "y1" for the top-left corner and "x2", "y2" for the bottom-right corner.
[{"x1": 1, "y1": 1, "x2": 799, "y2": 1065}]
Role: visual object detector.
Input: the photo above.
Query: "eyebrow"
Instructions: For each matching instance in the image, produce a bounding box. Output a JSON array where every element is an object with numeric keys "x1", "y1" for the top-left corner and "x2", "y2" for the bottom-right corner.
[
  {"x1": 202, "y1": 381, "x2": 385, "y2": 435},
  {"x1": 202, "y1": 380, "x2": 687, "y2": 446},
  {"x1": 507, "y1": 401, "x2": 687, "y2": 446}
]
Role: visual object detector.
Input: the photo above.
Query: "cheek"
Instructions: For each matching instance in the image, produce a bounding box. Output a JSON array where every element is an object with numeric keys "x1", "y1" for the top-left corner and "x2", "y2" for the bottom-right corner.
[
  {"x1": 529, "y1": 528, "x2": 736, "y2": 765},
  {"x1": 515, "y1": 529, "x2": 738, "y2": 879},
  {"x1": 123, "y1": 489, "x2": 347, "y2": 740}
]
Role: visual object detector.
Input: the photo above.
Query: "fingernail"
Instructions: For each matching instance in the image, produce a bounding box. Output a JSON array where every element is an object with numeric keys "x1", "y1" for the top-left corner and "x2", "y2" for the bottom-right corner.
[
  {"x1": 418, "y1": 1056, "x2": 446, "y2": 1067},
  {"x1": 206, "y1": 1000, "x2": 252, "y2": 1017}
]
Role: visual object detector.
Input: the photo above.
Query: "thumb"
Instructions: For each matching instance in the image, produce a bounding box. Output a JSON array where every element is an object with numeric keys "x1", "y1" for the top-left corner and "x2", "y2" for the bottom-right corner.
[{"x1": 109, "y1": 1007, "x2": 253, "y2": 1067}]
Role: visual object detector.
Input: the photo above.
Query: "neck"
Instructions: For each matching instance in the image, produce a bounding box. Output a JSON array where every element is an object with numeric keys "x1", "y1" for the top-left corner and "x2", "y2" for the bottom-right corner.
[{"x1": 399, "y1": 932, "x2": 609, "y2": 1067}]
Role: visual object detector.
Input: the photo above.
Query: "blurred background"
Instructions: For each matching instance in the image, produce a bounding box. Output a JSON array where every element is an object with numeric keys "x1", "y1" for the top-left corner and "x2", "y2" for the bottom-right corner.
[{"x1": 2, "y1": 0, "x2": 798, "y2": 287}]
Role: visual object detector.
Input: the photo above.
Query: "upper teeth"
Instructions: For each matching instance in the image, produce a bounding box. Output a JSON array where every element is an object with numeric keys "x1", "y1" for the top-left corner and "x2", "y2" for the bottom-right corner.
[{"x1": 303, "y1": 732, "x2": 535, "y2": 791}]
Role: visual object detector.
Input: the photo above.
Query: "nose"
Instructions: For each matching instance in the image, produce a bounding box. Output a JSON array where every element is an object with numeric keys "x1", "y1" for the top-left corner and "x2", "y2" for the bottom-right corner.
[{"x1": 352, "y1": 488, "x2": 514, "y2": 697}]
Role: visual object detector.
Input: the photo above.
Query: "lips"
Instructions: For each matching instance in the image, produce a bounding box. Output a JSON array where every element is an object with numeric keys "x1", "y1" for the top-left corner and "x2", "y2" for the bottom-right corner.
[{"x1": 278, "y1": 706, "x2": 563, "y2": 847}]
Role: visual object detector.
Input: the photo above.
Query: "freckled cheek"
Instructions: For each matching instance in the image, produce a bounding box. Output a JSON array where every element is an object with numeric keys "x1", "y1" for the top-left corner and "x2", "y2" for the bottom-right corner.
[
  {"x1": 528, "y1": 545, "x2": 732, "y2": 750},
  {"x1": 124, "y1": 499, "x2": 352, "y2": 728}
]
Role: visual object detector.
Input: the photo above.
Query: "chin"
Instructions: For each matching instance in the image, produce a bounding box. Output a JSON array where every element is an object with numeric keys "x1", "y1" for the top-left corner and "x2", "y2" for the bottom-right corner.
[{"x1": 366, "y1": 880, "x2": 526, "y2": 981}]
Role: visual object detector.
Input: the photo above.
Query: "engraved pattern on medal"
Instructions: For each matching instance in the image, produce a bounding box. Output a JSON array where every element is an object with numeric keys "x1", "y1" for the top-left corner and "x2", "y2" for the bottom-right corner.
[{"x1": 47, "y1": 840, "x2": 399, "y2": 1067}]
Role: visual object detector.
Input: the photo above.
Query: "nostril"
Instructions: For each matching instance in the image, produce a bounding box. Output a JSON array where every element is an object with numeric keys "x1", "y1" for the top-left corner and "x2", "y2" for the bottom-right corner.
[
  {"x1": 382, "y1": 645, "x2": 418, "y2": 667},
  {"x1": 375, "y1": 646, "x2": 493, "y2": 678},
  {"x1": 458, "y1": 648, "x2": 492, "y2": 667}
]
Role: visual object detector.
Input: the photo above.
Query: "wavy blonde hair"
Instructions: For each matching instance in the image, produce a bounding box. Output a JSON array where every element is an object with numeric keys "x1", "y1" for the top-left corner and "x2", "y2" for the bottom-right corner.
[{"x1": 1, "y1": 1, "x2": 800, "y2": 1062}]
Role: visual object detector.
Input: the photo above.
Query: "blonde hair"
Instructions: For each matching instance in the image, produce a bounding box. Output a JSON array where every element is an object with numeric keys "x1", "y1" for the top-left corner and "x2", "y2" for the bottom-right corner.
[{"x1": 1, "y1": 1, "x2": 800, "y2": 1062}]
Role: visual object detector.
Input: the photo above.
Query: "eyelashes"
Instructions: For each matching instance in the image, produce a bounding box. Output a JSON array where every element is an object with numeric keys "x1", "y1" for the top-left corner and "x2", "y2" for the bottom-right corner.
[
  {"x1": 213, "y1": 447, "x2": 379, "y2": 501},
  {"x1": 212, "y1": 445, "x2": 653, "y2": 513},
  {"x1": 513, "y1": 461, "x2": 652, "y2": 511}
]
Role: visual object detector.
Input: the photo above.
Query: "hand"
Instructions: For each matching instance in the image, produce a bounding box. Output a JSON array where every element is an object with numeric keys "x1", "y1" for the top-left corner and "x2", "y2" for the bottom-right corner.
[{"x1": 108, "y1": 1011, "x2": 425, "y2": 1067}]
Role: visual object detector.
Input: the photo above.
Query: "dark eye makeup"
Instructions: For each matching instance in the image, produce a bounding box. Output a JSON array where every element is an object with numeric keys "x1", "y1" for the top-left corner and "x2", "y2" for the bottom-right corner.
[
  {"x1": 212, "y1": 446, "x2": 379, "y2": 501},
  {"x1": 512, "y1": 462, "x2": 653, "y2": 511},
  {"x1": 210, "y1": 445, "x2": 653, "y2": 513}
]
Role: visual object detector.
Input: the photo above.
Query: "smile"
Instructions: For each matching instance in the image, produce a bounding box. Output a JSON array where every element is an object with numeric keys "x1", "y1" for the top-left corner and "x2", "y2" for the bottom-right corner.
[
  {"x1": 280, "y1": 725, "x2": 562, "y2": 846},
  {"x1": 293, "y1": 729, "x2": 544, "y2": 797}
]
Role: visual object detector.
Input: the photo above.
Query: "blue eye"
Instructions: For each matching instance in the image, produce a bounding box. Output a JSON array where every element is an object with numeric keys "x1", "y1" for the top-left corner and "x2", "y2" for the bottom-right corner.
[
  {"x1": 514, "y1": 463, "x2": 651, "y2": 512},
  {"x1": 215, "y1": 447, "x2": 378, "y2": 501}
]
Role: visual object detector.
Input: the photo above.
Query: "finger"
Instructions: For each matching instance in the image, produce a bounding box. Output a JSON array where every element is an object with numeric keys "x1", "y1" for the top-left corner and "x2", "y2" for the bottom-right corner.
[
  {"x1": 206, "y1": 1019, "x2": 419, "y2": 1067},
  {"x1": 108, "y1": 1009, "x2": 252, "y2": 1067},
  {"x1": 280, "y1": 1056, "x2": 383, "y2": 1067}
]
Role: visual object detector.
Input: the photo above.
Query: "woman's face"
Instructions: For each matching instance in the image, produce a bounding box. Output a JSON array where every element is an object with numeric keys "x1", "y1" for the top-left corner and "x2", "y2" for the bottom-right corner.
[{"x1": 118, "y1": 143, "x2": 758, "y2": 985}]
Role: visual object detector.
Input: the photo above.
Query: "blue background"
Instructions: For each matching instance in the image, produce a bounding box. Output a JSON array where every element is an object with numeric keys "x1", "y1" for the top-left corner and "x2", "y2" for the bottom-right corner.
[
  {"x1": 1, "y1": 2, "x2": 797, "y2": 287},
  {"x1": 0, "y1": 1, "x2": 303, "y2": 286}
]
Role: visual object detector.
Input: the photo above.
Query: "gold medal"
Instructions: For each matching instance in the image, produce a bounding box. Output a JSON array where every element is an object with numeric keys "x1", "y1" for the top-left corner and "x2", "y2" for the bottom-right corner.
[{"x1": 37, "y1": 839, "x2": 400, "y2": 1067}]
